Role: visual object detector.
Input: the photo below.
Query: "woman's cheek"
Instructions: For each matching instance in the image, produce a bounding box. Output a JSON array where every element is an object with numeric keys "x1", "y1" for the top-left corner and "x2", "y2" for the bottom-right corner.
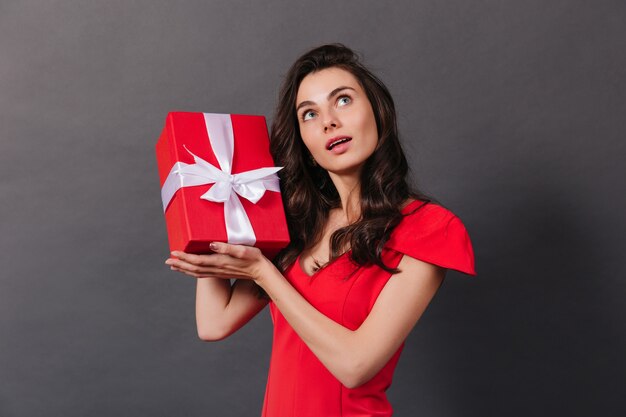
[{"x1": 300, "y1": 131, "x2": 318, "y2": 154}]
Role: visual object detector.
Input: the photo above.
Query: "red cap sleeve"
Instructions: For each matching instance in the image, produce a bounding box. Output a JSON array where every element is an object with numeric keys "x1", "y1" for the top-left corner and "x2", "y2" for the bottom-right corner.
[{"x1": 386, "y1": 203, "x2": 476, "y2": 276}]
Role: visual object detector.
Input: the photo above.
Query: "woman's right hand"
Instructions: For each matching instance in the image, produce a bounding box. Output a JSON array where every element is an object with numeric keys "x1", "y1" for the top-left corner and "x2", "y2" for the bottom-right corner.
[
  {"x1": 166, "y1": 250, "x2": 269, "y2": 341},
  {"x1": 165, "y1": 243, "x2": 273, "y2": 283},
  {"x1": 166, "y1": 251, "x2": 211, "y2": 278}
]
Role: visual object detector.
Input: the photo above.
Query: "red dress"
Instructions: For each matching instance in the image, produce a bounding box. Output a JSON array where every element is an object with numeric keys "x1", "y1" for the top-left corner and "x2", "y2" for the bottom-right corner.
[{"x1": 261, "y1": 200, "x2": 476, "y2": 417}]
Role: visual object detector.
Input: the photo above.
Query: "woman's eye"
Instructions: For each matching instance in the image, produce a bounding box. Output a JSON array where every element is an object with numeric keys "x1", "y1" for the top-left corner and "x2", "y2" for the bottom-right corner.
[
  {"x1": 302, "y1": 110, "x2": 316, "y2": 121},
  {"x1": 337, "y1": 96, "x2": 352, "y2": 106}
]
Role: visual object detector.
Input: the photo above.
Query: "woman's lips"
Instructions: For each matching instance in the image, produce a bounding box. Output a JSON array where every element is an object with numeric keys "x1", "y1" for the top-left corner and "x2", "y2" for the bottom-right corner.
[
  {"x1": 327, "y1": 137, "x2": 352, "y2": 154},
  {"x1": 326, "y1": 136, "x2": 352, "y2": 150}
]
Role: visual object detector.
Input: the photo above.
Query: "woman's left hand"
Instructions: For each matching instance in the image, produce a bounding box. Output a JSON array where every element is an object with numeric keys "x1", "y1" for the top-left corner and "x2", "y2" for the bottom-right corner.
[{"x1": 166, "y1": 242, "x2": 273, "y2": 282}]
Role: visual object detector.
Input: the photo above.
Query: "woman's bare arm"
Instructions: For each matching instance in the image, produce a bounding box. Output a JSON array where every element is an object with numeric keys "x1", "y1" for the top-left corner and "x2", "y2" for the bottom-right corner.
[
  {"x1": 167, "y1": 254, "x2": 269, "y2": 341},
  {"x1": 256, "y1": 253, "x2": 444, "y2": 388},
  {"x1": 170, "y1": 244, "x2": 444, "y2": 389}
]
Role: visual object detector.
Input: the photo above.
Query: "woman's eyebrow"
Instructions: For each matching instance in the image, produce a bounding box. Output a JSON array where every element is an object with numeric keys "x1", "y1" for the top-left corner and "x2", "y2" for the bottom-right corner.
[
  {"x1": 296, "y1": 100, "x2": 315, "y2": 113},
  {"x1": 296, "y1": 86, "x2": 357, "y2": 112},
  {"x1": 327, "y1": 86, "x2": 355, "y2": 100}
]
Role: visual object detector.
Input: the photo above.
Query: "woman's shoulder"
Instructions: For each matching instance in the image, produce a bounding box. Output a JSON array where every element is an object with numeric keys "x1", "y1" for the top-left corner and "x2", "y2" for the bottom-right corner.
[
  {"x1": 401, "y1": 198, "x2": 455, "y2": 217},
  {"x1": 386, "y1": 199, "x2": 476, "y2": 275},
  {"x1": 398, "y1": 199, "x2": 461, "y2": 230}
]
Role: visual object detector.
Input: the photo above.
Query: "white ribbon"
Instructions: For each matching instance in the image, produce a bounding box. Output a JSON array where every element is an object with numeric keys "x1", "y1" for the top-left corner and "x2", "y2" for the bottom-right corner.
[{"x1": 161, "y1": 113, "x2": 282, "y2": 245}]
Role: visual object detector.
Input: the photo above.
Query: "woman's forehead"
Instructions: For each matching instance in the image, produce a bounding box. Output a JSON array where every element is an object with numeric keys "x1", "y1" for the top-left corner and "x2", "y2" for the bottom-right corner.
[{"x1": 296, "y1": 68, "x2": 362, "y2": 104}]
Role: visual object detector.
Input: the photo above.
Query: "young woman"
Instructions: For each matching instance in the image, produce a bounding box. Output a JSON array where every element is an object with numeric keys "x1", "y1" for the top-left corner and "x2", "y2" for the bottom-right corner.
[{"x1": 165, "y1": 44, "x2": 476, "y2": 417}]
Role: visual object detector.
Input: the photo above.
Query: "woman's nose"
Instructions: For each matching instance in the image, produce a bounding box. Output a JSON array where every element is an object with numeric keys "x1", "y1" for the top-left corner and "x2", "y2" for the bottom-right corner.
[
  {"x1": 323, "y1": 114, "x2": 339, "y2": 132},
  {"x1": 323, "y1": 122, "x2": 336, "y2": 132}
]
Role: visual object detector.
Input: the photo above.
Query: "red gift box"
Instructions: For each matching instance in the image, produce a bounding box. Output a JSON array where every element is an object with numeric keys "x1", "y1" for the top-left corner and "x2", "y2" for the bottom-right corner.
[{"x1": 156, "y1": 112, "x2": 290, "y2": 259}]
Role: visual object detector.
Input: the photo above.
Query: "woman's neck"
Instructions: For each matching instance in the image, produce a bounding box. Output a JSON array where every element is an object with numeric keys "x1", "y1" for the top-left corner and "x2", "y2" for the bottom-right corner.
[{"x1": 328, "y1": 171, "x2": 361, "y2": 223}]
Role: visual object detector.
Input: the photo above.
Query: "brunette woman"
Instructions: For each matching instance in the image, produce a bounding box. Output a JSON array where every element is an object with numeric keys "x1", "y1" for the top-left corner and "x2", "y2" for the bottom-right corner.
[{"x1": 165, "y1": 44, "x2": 475, "y2": 417}]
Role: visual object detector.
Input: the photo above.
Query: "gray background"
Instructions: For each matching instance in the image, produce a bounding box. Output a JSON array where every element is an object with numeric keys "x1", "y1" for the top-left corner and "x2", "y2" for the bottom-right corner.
[{"x1": 1, "y1": 0, "x2": 624, "y2": 416}]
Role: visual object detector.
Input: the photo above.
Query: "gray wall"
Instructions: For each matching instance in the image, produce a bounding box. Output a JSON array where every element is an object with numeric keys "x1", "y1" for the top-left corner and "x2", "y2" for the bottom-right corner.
[{"x1": 1, "y1": 1, "x2": 624, "y2": 416}]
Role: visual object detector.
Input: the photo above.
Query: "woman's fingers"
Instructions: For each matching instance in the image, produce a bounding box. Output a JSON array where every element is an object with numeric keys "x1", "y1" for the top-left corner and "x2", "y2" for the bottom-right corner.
[
  {"x1": 166, "y1": 245, "x2": 265, "y2": 280},
  {"x1": 166, "y1": 257, "x2": 204, "y2": 273},
  {"x1": 166, "y1": 253, "x2": 244, "y2": 279},
  {"x1": 172, "y1": 245, "x2": 261, "y2": 262},
  {"x1": 169, "y1": 264, "x2": 202, "y2": 278},
  {"x1": 168, "y1": 252, "x2": 234, "y2": 270},
  {"x1": 210, "y1": 242, "x2": 261, "y2": 260},
  {"x1": 171, "y1": 251, "x2": 209, "y2": 265},
  {"x1": 167, "y1": 257, "x2": 225, "y2": 274},
  {"x1": 169, "y1": 262, "x2": 235, "y2": 279}
]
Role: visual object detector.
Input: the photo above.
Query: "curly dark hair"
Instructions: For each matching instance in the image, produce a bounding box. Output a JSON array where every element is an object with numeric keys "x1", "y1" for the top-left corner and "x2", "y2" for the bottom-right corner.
[{"x1": 270, "y1": 43, "x2": 432, "y2": 278}]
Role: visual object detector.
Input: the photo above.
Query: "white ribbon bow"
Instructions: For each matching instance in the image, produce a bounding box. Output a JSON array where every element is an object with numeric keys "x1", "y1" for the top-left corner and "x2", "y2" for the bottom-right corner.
[{"x1": 161, "y1": 113, "x2": 282, "y2": 245}]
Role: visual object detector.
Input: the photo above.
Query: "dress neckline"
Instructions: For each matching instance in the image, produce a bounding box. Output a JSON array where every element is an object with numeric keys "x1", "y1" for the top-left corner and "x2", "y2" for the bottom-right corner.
[{"x1": 295, "y1": 199, "x2": 427, "y2": 278}]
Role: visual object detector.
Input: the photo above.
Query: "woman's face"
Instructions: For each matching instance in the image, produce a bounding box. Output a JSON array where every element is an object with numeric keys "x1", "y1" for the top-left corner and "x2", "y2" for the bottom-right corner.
[{"x1": 295, "y1": 67, "x2": 378, "y2": 177}]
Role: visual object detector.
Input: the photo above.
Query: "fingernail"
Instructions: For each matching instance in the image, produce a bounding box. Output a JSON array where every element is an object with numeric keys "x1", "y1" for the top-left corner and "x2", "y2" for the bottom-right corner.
[
  {"x1": 171, "y1": 251, "x2": 179, "y2": 257},
  {"x1": 209, "y1": 242, "x2": 218, "y2": 250},
  {"x1": 165, "y1": 259, "x2": 172, "y2": 265}
]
